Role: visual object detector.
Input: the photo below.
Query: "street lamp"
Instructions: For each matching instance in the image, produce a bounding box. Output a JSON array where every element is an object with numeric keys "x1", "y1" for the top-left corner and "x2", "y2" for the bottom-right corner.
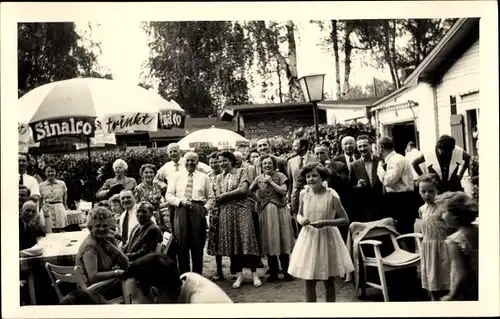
[{"x1": 298, "y1": 74, "x2": 325, "y2": 144}]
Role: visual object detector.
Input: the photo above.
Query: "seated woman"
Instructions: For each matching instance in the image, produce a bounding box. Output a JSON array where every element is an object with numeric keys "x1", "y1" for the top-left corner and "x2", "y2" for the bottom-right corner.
[
  {"x1": 123, "y1": 252, "x2": 232, "y2": 304},
  {"x1": 133, "y1": 164, "x2": 168, "y2": 231},
  {"x1": 96, "y1": 159, "x2": 137, "y2": 200},
  {"x1": 75, "y1": 206, "x2": 129, "y2": 301},
  {"x1": 122, "y1": 201, "x2": 162, "y2": 262}
]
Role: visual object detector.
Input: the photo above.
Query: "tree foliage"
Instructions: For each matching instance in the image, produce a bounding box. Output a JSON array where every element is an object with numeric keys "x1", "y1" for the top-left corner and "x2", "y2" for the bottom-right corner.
[
  {"x1": 143, "y1": 21, "x2": 253, "y2": 117},
  {"x1": 18, "y1": 22, "x2": 113, "y2": 98},
  {"x1": 314, "y1": 19, "x2": 457, "y2": 93}
]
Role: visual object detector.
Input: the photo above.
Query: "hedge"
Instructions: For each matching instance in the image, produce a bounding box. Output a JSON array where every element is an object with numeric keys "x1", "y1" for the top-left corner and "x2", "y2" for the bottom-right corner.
[{"x1": 30, "y1": 122, "x2": 376, "y2": 208}]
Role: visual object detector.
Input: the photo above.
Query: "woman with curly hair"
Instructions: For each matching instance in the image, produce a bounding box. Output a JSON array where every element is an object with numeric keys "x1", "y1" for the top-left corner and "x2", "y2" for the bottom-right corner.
[
  {"x1": 134, "y1": 164, "x2": 168, "y2": 230},
  {"x1": 75, "y1": 206, "x2": 129, "y2": 300}
]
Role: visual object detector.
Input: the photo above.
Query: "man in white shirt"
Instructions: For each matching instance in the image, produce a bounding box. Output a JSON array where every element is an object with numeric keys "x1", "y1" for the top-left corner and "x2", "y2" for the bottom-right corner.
[
  {"x1": 166, "y1": 152, "x2": 215, "y2": 275},
  {"x1": 19, "y1": 153, "x2": 43, "y2": 226},
  {"x1": 19, "y1": 153, "x2": 40, "y2": 201},
  {"x1": 404, "y1": 141, "x2": 423, "y2": 182},
  {"x1": 154, "y1": 143, "x2": 212, "y2": 188},
  {"x1": 377, "y1": 137, "x2": 416, "y2": 249},
  {"x1": 117, "y1": 190, "x2": 156, "y2": 247}
]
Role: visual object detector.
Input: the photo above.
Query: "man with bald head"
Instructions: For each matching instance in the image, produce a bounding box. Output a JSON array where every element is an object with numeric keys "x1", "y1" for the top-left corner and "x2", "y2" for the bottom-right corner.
[
  {"x1": 333, "y1": 136, "x2": 360, "y2": 171},
  {"x1": 154, "y1": 143, "x2": 212, "y2": 188},
  {"x1": 19, "y1": 200, "x2": 47, "y2": 250},
  {"x1": 166, "y1": 152, "x2": 215, "y2": 275}
]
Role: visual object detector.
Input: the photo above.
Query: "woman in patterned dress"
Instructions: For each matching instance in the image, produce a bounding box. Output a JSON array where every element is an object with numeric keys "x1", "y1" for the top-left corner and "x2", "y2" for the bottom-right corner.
[
  {"x1": 250, "y1": 154, "x2": 295, "y2": 282},
  {"x1": 206, "y1": 152, "x2": 225, "y2": 281},
  {"x1": 39, "y1": 166, "x2": 68, "y2": 229},
  {"x1": 215, "y1": 151, "x2": 262, "y2": 288},
  {"x1": 134, "y1": 164, "x2": 168, "y2": 231}
]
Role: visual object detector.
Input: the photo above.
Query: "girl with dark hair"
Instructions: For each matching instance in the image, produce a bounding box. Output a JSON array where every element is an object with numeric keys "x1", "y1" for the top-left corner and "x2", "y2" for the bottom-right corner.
[
  {"x1": 288, "y1": 163, "x2": 354, "y2": 302},
  {"x1": 417, "y1": 174, "x2": 452, "y2": 301},
  {"x1": 439, "y1": 192, "x2": 478, "y2": 301}
]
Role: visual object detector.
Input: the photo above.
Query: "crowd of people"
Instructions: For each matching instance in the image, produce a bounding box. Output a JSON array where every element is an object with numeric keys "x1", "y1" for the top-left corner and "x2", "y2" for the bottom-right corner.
[{"x1": 18, "y1": 133, "x2": 479, "y2": 304}]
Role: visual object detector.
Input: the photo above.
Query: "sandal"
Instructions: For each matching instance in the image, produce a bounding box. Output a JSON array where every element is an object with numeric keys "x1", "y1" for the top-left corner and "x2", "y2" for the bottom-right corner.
[
  {"x1": 252, "y1": 275, "x2": 262, "y2": 287},
  {"x1": 232, "y1": 274, "x2": 244, "y2": 289}
]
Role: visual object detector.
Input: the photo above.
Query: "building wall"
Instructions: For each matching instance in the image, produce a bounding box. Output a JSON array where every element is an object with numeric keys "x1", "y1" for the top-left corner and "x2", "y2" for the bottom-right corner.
[
  {"x1": 435, "y1": 40, "x2": 479, "y2": 137},
  {"x1": 242, "y1": 109, "x2": 317, "y2": 139},
  {"x1": 374, "y1": 83, "x2": 438, "y2": 155},
  {"x1": 324, "y1": 107, "x2": 367, "y2": 124}
]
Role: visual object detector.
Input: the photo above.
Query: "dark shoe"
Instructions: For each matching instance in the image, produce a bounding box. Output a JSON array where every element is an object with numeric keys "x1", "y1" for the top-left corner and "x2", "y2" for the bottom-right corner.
[
  {"x1": 283, "y1": 273, "x2": 295, "y2": 281},
  {"x1": 267, "y1": 274, "x2": 279, "y2": 282}
]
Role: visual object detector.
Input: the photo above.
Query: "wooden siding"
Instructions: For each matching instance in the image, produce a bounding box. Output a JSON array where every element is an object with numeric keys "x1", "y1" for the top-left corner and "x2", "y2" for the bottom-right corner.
[{"x1": 435, "y1": 40, "x2": 479, "y2": 136}]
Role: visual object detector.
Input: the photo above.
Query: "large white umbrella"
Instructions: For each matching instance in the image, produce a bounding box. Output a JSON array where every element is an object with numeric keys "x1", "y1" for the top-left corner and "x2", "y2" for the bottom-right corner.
[
  {"x1": 18, "y1": 78, "x2": 186, "y2": 151},
  {"x1": 18, "y1": 77, "x2": 186, "y2": 201},
  {"x1": 178, "y1": 126, "x2": 250, "y2": 151}
]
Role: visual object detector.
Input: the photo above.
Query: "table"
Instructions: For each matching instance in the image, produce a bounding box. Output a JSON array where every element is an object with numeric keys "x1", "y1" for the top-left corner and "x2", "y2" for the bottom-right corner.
[
  {"x1": 66, "y1": 210, "x2": 83, "y2": 226},
  {"x1": 20, "y1": 230, "x2": 89, "y2": 305}
]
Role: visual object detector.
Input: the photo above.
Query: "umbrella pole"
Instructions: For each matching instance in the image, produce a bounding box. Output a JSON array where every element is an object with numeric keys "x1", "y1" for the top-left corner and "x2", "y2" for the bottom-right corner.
[{"x1": 87, "y1": 137, "x2": 94, "y2": 205}]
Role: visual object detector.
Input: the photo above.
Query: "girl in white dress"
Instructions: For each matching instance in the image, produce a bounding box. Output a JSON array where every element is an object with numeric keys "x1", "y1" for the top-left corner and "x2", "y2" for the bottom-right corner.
[{"x1": 288, "y1": 163, "x2": 354, "y2": 302}]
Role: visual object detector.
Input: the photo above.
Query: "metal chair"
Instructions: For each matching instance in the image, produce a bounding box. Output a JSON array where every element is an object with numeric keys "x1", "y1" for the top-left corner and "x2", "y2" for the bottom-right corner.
[
  {"x1": 358, "y1": 228, "x2": 423, "y2": 302},
  {"x1": 45, "y1": 262, "x2": 124, "y2": 304}
]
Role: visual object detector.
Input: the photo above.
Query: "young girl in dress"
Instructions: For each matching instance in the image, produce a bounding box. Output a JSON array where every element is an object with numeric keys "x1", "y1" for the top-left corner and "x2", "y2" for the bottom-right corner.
[
  {"x1": 418, "y1": 174, "x2": 453, "y2": 301},
  {"x1": 288, "y1": 163, "x2": 354, "y2": 302},
  {"x1": 437, "y1": 192, "x2": 478, "y2": 301}
]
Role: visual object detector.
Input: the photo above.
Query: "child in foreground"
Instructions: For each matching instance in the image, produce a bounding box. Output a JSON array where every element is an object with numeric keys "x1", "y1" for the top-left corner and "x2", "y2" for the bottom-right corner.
[
  {"x1": 417, "y1": 174, "x2": 453, "y2": 301},
  {"x1": 437, "y1": 191, "x2": 478, "y2": 301},
  {"x1": 288, "y1": 163, "x2": 354, "y2": 302}
]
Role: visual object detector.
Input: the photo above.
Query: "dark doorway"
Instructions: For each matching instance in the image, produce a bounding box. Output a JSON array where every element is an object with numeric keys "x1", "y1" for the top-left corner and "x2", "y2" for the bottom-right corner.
[{"x1": 391, "y1": 122, "x2": 417, "y2": 155}]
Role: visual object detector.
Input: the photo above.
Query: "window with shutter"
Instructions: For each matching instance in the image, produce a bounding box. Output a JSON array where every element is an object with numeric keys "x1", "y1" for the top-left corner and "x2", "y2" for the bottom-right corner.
[
  {"x1": 450, "y1": 95, "x2": 457, "y2": 115},
  {"x1": 450, "y1": 114, "x2": 466, "y2": 149}
]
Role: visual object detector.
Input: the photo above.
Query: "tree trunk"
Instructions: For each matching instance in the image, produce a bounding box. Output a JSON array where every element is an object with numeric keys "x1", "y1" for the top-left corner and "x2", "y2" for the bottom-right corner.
[
  {"x1": 390, "y1": 20, "x2": 401, "y2": 88},
  {"x1": 330, "y1": 20, "x2": 342, "y2": 99},
  {"x1": 342, "y1": 23, "x2": 354, "y2": 97},
  {"x1": 285, "y1": 20, "x2": 301, "y2": 101}
]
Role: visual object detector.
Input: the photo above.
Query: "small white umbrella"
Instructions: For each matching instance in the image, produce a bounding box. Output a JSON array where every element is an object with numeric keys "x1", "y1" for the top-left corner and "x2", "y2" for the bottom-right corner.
[{"x1": 177, "y1": 126, "x2": 250, "y2": 151}]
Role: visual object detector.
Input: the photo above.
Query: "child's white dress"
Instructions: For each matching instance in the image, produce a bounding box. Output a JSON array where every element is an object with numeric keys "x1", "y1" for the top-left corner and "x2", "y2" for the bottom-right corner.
[{"x1": 288, "y1": 187, "x2": 354, "y2": 280}]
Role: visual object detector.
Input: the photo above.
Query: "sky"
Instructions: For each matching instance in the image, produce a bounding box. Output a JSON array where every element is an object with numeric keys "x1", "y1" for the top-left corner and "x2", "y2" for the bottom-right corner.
[{"x1": 75, "y1": 21, "x2": 392, "y2": 102}]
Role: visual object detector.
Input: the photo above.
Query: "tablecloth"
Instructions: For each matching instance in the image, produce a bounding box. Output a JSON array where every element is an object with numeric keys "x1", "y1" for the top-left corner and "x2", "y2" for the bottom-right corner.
[
  {"x1": 20, "y1": 230, "x2": 88, "y2": 272},
  {"x1": 66, "y1": 210, "x2": 83, "y2": 226}
]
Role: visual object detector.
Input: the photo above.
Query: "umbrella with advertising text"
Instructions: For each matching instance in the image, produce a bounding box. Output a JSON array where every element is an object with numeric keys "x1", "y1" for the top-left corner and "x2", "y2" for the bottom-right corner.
[{"x1": 20, "y1": 77, "x2": 186, "y2": 202}]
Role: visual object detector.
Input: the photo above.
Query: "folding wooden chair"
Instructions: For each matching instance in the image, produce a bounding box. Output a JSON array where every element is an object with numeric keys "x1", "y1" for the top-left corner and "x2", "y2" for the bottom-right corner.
[
  {"x1": 45, "y1": 262, "x2": 124, "y2": 304},
  {"x1": 358, "y1": 229, "x2": 423, "y2": 302}
]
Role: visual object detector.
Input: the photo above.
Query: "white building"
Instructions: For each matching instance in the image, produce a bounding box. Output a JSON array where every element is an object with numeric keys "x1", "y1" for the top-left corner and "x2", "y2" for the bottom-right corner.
[
  {"x1": 318, "y1": 98, "x2": 378, "y2": 125},
  {"x1": 371, "y1": 18, "x2": 480, "y2": 158}
]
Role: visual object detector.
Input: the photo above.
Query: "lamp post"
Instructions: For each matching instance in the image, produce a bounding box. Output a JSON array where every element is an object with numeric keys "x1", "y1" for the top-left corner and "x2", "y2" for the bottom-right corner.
[{"x1": 298, "y1": 74, "x2": 325, "y2": 144}]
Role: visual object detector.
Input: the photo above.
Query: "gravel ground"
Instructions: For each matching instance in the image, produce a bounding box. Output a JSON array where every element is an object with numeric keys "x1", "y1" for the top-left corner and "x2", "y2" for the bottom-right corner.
[{"x1": 201, "y1": 248, "x2": 429, "y2": 303}]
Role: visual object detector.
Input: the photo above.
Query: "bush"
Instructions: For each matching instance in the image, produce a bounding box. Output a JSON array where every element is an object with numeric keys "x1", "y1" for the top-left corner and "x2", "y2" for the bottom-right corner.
[
  {"x1": 34, "y1": 146, "x2": 218, "y2": 208},
  {"x1": 249, "y1": 122, "x2": 377, "y2": 159}
]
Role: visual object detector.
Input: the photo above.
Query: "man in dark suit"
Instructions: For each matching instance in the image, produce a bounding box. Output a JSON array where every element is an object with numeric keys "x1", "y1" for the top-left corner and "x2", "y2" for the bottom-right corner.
[
  {"x1": 123, "y1": 202, "x2": 163, "y2": 262},
  {"x1": 19, "y1": 200, "x2": 46, "y2": 251},
  {"x1": 333, "y1": 136, "x2": 360, "y2": 169},
  {"x1": 348, "y1": 135, "x2": 384, "y2": 223}
]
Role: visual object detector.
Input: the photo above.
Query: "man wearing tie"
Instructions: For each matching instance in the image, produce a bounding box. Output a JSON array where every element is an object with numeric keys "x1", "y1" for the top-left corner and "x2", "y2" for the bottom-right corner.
[
  {"x1": 117, "y1": 190, "x2": 156, "y2": 247},
  {"x1": 333, "y1": 136, "x2": 360, "y2": 170},
  {"x1": 286, "y1": 138, "x2": 317, "y2": 236},
  {"x1": 154, "y1": 143, "x2": 212, "y2": 234},
  {"x1": 166, "y1": 152, "x2": 215, "y2": 275}
]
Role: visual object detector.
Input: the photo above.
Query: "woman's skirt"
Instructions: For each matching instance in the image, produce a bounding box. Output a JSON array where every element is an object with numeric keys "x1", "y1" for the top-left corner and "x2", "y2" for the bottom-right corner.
[
  {"x1": 259, "y1": 203, "x2": 295, "y2": 255},
  {"x1": 42, "y1": 203, "x2": 68, "y2": 229},
  {"x1": 217, "y1": 200, "x2": 260, "y2": 257}
]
